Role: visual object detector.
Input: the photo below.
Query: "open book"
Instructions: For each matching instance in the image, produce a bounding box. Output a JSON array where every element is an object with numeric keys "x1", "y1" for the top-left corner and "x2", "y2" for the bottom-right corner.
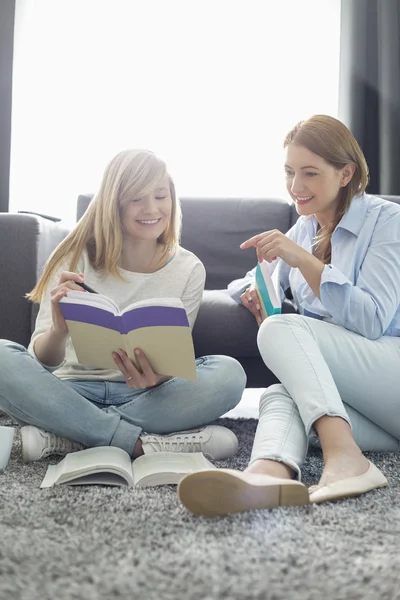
[
  {"x1": 59, "y1": 293, "x2": 197, "y2": 381},
  {"x1": 255, "y1": 260, "x2": 282, "y2": 320},
  {"x1": 40, "y1": 447, "x2": 215, "y2": 488}
]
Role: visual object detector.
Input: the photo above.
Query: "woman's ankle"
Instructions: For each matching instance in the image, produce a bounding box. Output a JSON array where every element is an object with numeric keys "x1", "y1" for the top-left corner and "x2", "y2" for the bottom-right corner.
[
  {"x1": 246, "y1": 459, "x2": 295, "y2": 479},
  {"x1": 314, "y1": 415, "x2": 362, "y2": 458}
]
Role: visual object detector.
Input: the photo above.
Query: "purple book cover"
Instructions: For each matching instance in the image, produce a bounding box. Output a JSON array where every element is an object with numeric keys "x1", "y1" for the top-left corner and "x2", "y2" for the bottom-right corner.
[{"x1": 59, "y1": 303, "x2": 189, "y2": 334}]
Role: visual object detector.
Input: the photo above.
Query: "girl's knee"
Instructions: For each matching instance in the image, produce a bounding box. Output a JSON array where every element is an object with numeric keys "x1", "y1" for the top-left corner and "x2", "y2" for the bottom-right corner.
[
  {"x1": 221, "y1": 355, "x2": 246, "y2": 390},
  {"x1": 0, "y1": 339, "x2": 25, "y2": 358},
  {"x1": 202, "y1": 355, "x2": 247, "y2": 410}
]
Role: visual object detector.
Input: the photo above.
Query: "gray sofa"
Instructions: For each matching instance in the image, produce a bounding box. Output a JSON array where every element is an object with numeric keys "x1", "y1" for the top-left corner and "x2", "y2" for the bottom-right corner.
[
  {"x1": 0, "y1": 212, "x2": 69, "y2": 348},
  {"x1": 2, "y1": 194, "x2": 399, "y2": 389}
]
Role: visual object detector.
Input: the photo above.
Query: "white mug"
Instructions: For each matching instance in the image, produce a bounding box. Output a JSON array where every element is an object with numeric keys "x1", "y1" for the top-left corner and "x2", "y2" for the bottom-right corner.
[{"x1": 0, "y1": 426, "x2": 15, "y2": 470}]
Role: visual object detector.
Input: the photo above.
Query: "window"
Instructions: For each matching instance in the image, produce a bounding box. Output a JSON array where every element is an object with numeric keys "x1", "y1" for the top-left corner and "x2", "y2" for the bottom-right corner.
[{"x1": 10, "y1": 0, "x2": 341, "y2": 225}]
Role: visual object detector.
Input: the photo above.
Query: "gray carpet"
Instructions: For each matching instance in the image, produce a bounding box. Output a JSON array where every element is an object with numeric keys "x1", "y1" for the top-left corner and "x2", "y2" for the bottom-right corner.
[{"x1": 0, "y1": 413, "x2": 399, "y2": 600}]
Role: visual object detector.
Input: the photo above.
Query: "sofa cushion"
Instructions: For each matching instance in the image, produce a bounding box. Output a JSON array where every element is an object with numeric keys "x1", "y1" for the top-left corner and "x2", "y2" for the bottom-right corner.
[
  {"x1": 180, "y1": 197, "x2": 294, "y2": 289},
  {"x1": 192, "y1": 289, "x2": 297, "y2": 359}
]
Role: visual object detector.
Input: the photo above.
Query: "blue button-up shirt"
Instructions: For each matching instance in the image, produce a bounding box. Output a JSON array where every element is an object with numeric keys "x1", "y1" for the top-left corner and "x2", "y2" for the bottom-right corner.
[{"x1": 227, "y1": 194, "x2": 400, "y2": 340}]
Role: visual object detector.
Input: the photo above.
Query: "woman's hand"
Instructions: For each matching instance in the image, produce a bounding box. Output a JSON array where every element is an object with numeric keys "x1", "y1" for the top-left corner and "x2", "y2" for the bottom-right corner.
[
  {"x1": 50, "y1": 271, "x2": 86, "y2": 336},
  {"x1": 112, "y1": 348, "x2": 170, "y2": 389},
  {"x1": 240, "y1": 230, "x2": 309, "y2": 268},
  {"x1": 240, "y1": 286, "x2": 264, "y2": 325}
]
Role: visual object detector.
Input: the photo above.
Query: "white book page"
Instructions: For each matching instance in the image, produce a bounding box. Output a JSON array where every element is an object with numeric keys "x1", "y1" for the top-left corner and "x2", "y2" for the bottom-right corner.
[
  {"x1": 271, "y1": 261, "x2": 281, "y2": 303},
  {"x1": 61, "y1": 294, "x2": 184, "y2": 316},
  {"x1": 40, "y1": 447, "x2": 134, "y2": 488},
  {"x1": 260, "y1": 260, "x2": 281, "y2": 308},
  {"x1": 60, "y1": 291, "x2": 120, "y2": 314},
  {"x1": 132, "y1": 452, "x2": 215, "y2": 487},
  {"x1": 123, "y1": 297, "x2": 184, "y2": 314}
]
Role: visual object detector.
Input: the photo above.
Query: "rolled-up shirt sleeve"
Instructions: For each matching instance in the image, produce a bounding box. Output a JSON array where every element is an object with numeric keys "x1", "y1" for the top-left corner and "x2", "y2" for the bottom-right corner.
[
  {"x1": 227, "y1": 266, "x2": 257, "y2": 304},
  {"x1": 318, "y1": 214, "x2": 400, "y2": 339}
]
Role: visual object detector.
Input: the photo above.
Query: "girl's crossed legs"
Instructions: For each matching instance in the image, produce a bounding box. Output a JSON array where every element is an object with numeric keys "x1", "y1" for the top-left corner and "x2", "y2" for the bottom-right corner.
[{"x1": 0, "y1": 340, "x2": 246, "y2": 461}]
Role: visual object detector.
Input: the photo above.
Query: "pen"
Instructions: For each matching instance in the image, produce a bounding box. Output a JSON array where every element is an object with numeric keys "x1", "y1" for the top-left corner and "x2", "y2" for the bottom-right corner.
[{"x1": 75, "y1": 281, "x2": 99, "y2": 294}]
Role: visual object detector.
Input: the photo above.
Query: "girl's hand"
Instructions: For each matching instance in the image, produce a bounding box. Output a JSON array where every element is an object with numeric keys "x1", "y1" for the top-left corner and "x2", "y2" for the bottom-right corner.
[
  {"x1": 50, "y1": 271, "x2": 86, "y2": 336},
  {"x1": 112, "y1": 348, "x2": 170, "y2": 389},
  {"x1": 240, "y1": 286, "x2": 264, "y2": 326},
  {"x1": 240, "y1": 230, "x2": 308, "y2": 268}
]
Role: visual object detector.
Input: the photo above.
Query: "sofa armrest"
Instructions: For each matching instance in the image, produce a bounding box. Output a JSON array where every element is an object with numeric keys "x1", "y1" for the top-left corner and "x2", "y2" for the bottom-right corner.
[
  {"x1": 0, "y1": 213, "x2": 70, "y2": 347},
  {"x1": 18, "y1": 210, "x2": 62, "y2": 222}
]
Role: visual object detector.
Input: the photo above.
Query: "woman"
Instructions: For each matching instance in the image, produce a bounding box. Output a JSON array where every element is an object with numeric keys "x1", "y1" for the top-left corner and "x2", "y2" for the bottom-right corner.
[
  {"x1": 178, "y1": 115, "x2": 400, "y2": 517},
  {"x1": 0, "y1": 149, "x2": 246, "y2": 463}
]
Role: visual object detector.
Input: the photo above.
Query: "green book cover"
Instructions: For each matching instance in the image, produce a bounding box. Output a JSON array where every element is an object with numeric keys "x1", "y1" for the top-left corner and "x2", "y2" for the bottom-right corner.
[{"x1": 255, "y1": 261, "x2": 282, "y2": 319}]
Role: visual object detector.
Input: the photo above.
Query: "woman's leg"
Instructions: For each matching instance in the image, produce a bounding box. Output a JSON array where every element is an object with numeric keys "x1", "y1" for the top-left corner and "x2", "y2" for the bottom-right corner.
[
  {"x1": 177, "y1": 387, "x2": 309, "y2": 517},
  {"x1": 178, "y1": 316, "x2": 398, "y2": 516},
  {"x1": 256, "y1": 314, "x2": 400, "y2": 487},
  {"x1": 0, "y1": 340, "x2": 140, "y2": 456},
  {"x1": 247, "y1": 385, "x2": 400, "y2": 479}
]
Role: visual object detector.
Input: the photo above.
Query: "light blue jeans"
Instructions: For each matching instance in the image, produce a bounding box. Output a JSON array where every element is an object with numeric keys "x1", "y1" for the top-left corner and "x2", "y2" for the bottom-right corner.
[
  {"x1": 252, "y1": 314, "x2": 400, "y2": 478},
  {"x1": 0, "y1": 340, "x2": 246, "y2": 457}
]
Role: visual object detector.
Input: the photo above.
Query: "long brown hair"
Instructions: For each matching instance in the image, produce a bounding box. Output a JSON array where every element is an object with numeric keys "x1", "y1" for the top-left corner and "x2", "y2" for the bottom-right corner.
[
  {"x1": 28, "y1": 149, "x2": 182, "y2": 303},
  {"x1": 284, "y1": 115, "x2": 369, "y2": 263}
]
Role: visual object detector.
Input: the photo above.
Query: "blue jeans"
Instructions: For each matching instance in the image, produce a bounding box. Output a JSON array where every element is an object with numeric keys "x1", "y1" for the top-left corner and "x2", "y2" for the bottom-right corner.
[
  {"x1": 252, "y1": 314, "x2": 400, "y2": 478},
  {"x1": 0, "y1": 340, "x2": 246, "y2": 457}
]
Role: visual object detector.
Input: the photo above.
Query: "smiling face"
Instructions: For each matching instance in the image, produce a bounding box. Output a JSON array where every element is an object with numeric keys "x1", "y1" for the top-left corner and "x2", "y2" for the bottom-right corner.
[
  {"x1": 120, "y1": 175, "x2": 173, "y2": 242},
  {"x1": 284, "y1": 144, "x2": 353, "y2": 226}
]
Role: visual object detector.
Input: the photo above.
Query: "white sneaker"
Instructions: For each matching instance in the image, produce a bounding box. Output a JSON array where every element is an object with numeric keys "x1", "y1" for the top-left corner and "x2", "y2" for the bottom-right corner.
[
  {"x1": 21, "y1": 426, "x2": 85, "y2": 463},
  {"x1": 140, "y1": 425, "x2": 238, "y2": 460}
]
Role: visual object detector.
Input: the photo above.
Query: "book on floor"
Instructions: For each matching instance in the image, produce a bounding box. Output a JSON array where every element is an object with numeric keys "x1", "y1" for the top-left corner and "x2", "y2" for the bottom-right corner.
[
  {"x1": 255, "y1": 260, "x2": 282, "y2": 320},
  {"x1": 40, "y1": 447, "x2": 215, "y2": 488},
  {"x1": 59, "y1": 293, "x2": 197, "y2": 381}
]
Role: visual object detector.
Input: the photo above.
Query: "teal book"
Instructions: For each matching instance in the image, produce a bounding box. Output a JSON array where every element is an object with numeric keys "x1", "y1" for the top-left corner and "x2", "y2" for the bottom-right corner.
[{"x1": 255, "y1": 261, "x2": 282, "y2": 320}]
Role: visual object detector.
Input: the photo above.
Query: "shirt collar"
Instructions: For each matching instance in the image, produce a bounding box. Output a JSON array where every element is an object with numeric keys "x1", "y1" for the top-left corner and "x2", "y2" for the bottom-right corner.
[
  {"x1": 302, "y1": 193, "x2": 368, "y2": 239},
  {"x1": 334, "y1": 193, "x2": 368, "y2": 236}
]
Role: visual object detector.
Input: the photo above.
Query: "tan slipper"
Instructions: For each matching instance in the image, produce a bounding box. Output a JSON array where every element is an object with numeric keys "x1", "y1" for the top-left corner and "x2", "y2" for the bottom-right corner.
[
  {"x1": 178, "y1": 468, "x2": 309, "y2": 517},
  {"x1": 309, "y1": 461, "x2": 388, "y2": 504}
]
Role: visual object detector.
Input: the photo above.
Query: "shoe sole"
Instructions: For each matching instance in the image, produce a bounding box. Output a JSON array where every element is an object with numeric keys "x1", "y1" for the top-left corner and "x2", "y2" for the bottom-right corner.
[{"x1": 178, "y1": 470, "x2": 309, "y2": 517}]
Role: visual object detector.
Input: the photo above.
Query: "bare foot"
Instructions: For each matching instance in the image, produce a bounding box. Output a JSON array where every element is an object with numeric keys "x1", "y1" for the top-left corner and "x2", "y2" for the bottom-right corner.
[{"x1": 318, "y1": 451, "x2": 370, "y2": 487}]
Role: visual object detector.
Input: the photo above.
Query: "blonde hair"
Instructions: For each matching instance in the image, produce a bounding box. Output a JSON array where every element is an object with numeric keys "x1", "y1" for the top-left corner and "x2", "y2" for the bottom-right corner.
[
  {"x1": 28, "y1": 149, "x2": 181, "y2": 303},
  {"x1": 284, "y1": 114, "x2": 369, "y2": 263}
]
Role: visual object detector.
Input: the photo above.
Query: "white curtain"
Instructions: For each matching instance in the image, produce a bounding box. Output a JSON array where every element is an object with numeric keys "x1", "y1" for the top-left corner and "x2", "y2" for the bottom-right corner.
[{"x1": 10, "y1": 0, "x2": 341, "y2": 225}]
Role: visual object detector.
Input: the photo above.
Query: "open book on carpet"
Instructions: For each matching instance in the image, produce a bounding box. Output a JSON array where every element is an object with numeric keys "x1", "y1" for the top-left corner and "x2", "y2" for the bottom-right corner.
[{"x1": 40, "y1": 447, "x2": 215, "y2": 488}]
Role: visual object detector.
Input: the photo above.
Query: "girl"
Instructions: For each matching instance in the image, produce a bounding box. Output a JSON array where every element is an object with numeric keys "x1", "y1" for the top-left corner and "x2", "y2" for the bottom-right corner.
[
  {"x1": 178, "y1": 115, "x2": 400, "y2": 517},
  {"x1": 0, "y1": 150, "x2": 246, "y2": 463}
]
